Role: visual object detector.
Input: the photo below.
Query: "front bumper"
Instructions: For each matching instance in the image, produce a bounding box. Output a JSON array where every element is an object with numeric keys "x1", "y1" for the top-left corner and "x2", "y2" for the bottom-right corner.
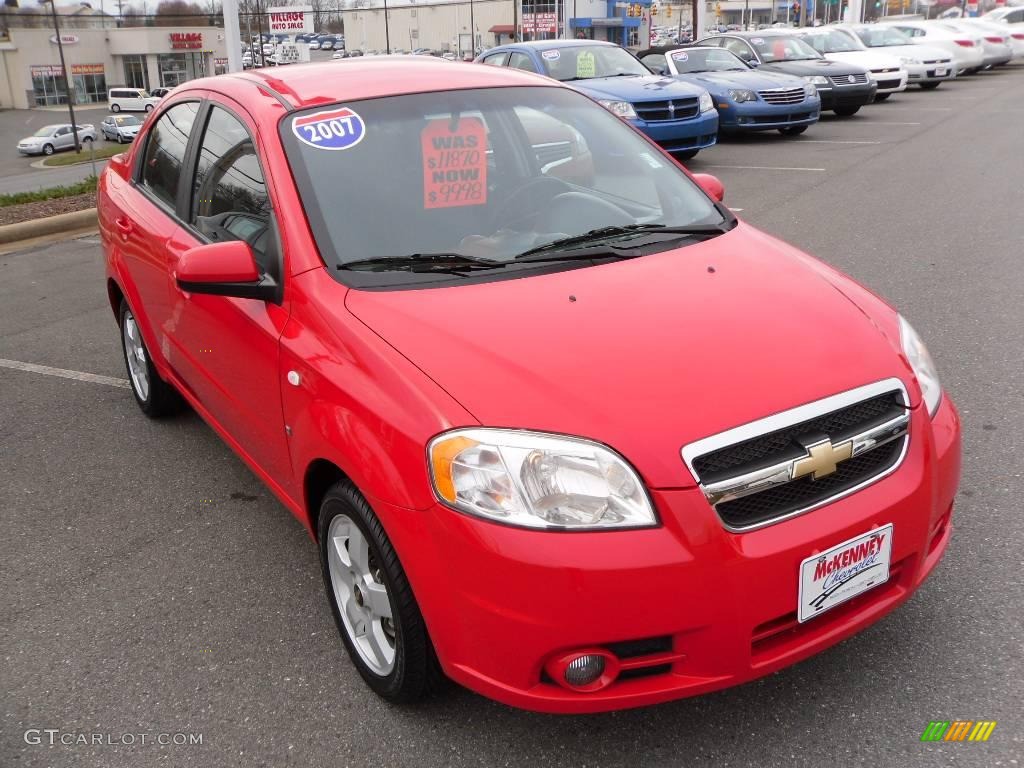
[
  {"x1": 717, "y1": 98, "x2": 821, "y2": 132},
  {"x1": 905, "y1": 61, "x2": 956, "y2": 84},
  {"x1": 628, "y1": 110, "x2": 719, "y2": 154},
  {"x1": 817, "y1": 82, "x2": 877, "y2": 110},
  {"x1": 380, "y1": 394, "x2": 961, "y2": 713},
  {"x1": 871, "y1": 69, "x2": 909, "y2": 94}
]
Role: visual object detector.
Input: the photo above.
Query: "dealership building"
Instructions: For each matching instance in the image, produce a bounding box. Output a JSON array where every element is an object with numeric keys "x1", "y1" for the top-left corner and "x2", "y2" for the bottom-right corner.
[{"x1": 0, "y1": 10, "x2": 228, "y2": 110}]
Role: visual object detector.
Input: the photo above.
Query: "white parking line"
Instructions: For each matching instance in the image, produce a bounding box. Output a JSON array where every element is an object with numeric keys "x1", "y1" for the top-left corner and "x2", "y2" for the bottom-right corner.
[
  {"x1": 797, "y1": 140, "x2": 881, "y2": 145},
  {"x1": 705, "y1": 165, "x2": 827, "y2": 172},
  {"x1": 861, "y1": 121, "x2": 922, "y2": 126},
  {"x1": 0, "y1": 358, "x2": 129, "y2": 388}
]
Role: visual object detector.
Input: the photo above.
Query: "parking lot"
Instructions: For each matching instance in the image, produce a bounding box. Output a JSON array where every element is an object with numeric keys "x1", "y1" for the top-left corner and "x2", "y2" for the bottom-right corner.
[{"x1": 2, "y1": 63, "x2": 1022, "y2": 767}]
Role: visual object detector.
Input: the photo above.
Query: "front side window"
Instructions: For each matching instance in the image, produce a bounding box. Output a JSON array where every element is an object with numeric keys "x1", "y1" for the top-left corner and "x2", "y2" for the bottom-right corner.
[
  {"x1": 141, "y1": 101, "x2": 200, "y2": 209},
  {"x1": 538, "y1": 45, "x2": 650, "y2": 81},
  {"x1": 482, "y1": 51, "x2": 509, "y2": 66},
  {"x1": 281, "y1": 86, "x2": 727, "y2": 289},
  {"x1": 508, "y1": 51, "x2": 538, "y2": 72},
  {"x1": 190, "y1": 106, "x2": 274, "y2": 267},
  {"x1": 639, "y1": 53, "x2": 667, "y2": 73},
  {"x1": 748, "y1": 36, "x2": 822, "y2": 62}
]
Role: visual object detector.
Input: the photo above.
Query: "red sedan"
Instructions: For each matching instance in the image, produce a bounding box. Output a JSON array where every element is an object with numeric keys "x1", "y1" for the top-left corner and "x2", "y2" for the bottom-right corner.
[{"x1": 98, "y1": 59, "x2": 961, "y2": 713}]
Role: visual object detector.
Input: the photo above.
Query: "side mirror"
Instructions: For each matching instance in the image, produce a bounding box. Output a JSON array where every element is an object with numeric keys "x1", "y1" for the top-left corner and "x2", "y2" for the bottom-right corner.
[
  {"x1": 692, "y1": 172, "x2": 725, "y2": 202},
  {"x1": 175, "y1": 240, "x2": 279, "y2": 302}
]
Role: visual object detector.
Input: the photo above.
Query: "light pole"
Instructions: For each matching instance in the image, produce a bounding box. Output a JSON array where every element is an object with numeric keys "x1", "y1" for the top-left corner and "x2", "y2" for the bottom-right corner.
[
  {"x1": 384, "y1": 0, "x2": 391, "y2": 54},
  {"x1": 469, "y1": 0, "x2": 475, "y2": 54},
  {"x1": 42, "y1": 0, "x2": 81, "y2": 153}
]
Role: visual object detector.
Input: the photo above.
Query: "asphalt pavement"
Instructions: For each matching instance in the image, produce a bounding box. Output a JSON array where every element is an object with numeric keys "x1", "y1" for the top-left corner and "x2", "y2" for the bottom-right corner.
[{"x1": 2, "y1": 65, "x2": 1023, "y2": 768}]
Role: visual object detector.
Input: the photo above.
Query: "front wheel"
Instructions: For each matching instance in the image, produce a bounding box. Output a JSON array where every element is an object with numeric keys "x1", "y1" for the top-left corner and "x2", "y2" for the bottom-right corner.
[
  {"x1": 874, "y1": 93, "x2": 891, "y2": 102},
  {"x1": 119, "y1": 300, "x2": 180, "y2": 417},
  {"x1": 919, "y1": 81, "x2": 941, "y2": 90},
  {"x1": 319, "y1": 481, "x2": 441, "y2": 703},
  {"x1": 778, "y1": 125, "x2": 808, "y2": 136},
  {"x1": 675, "y1": 149, "x2": 699, "y2": 161},
  {"x1": 111, "y1": 103, "x2": 121, "y2": 113},
  {"x1": 833, "y1": 105, "x2": 861, "y2": 117},
  {"x1": 42, "y1": 144, "x2": 54, "y2": 156},
  {"x1": 145, "y1": 104, "x2": 154, "y2": 112}
]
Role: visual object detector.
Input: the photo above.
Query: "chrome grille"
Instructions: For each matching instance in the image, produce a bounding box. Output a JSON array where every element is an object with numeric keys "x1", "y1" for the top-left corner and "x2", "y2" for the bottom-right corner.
[
  {"x1": 682, "y1": 379, "x2": 911, "y2": 532},
  {"x1": 829, "y1": 72, "x2": 869, "y2": 86},
  {"x1": 634, "y1": 98, "x2": 700, "y2": 122},
  {"x1": 757, "y1": 87, "x2": 806, "y2": 105}
]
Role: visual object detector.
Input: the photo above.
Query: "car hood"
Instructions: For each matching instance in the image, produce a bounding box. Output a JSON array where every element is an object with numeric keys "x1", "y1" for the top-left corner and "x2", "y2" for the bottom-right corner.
[
  {"x1": 572, "y1": 74, "x2": 707, "y2": 101},
  {"x1": 673, "y1": 69, "x2": 806, "y2": 91},
  {"x1": 344, "y1": 223, "x2": 913, "y2": 489},
  {"x1": 760, "y1": 58, "x2": 867, "y2": 76},
  {"x1": 822, "y1": 50, "x2": 904, "y2": 69}
]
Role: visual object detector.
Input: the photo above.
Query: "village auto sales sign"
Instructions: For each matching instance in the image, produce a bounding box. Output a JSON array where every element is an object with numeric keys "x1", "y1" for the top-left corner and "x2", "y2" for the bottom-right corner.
[{"x1": 268, "y1": 6, "x2": 313, "y2": 34}]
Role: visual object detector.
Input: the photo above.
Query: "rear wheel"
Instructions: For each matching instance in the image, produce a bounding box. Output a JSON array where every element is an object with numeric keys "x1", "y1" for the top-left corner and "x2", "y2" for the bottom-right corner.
[
  {"x1": 778, "y1": 125, "x2": 808, "y2": 136},
  {"x1": 119, "y1": 300, "x2": 180, "y2": 418},
  {"x1": 833, "y1": 105, "x2": 860, "y2": 117},
  {"x1": 318, "y1": 481, "x2": 441, "y2": 703},
  {"x1": 874, "y1": 93, "x2": 891, "y2": 102},
  {"x1": 919, "y1": 81, "x2": 941, "y2": 90},
  {"x1": 675, "y1": 149, "x2": 699, "y2": 161}
]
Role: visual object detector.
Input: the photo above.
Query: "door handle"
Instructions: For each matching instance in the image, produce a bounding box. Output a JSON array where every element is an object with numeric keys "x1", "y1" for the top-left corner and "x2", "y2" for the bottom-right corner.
[{"x1": 115, "y1": 217, "x2": 134, "y2": 236}]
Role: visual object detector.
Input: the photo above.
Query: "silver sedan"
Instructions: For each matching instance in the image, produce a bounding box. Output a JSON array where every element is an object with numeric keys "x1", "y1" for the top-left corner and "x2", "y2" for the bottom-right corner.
[{"x1": 17, "y1": 123, "x2": 97, "y2": 156}]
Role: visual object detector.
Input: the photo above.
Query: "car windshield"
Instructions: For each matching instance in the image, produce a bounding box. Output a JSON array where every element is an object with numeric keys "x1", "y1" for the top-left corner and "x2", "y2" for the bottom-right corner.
[
  {"x1": 853, "y1": 26, "x2": 912, "y2": 47},
  {"x1": 668, "y1": 48, "x2": 749, "y2": 73},
  {"x1": 33, "y1": 126, "x2": 60, "y2": 137},
  {"x1": 748, "y1": 35, "x2": 822, "y2": 62},
  {"x1": 115, "y1": 116, "x2": 140, "y2": 126},
  {"x1": 799, "y1": 30, "x2": 862, "y2": 53},
  {"x1": 281, "y1": 86, "x2": 725, "y2": 287},
  {"x1": 539, "y1": 45, "x2": 651, "y2": 81}
]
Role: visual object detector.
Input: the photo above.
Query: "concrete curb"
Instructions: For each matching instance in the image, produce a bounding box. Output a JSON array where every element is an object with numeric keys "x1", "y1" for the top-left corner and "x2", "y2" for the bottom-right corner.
[{"x1": 0, "y1": 208, "x2": 98, "y2": 246}]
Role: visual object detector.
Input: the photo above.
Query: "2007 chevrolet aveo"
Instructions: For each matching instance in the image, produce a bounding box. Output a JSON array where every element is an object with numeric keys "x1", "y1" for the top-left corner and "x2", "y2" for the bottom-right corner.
[{"x1": 99, "y1": 59, "x2": 961, "y2": 713}]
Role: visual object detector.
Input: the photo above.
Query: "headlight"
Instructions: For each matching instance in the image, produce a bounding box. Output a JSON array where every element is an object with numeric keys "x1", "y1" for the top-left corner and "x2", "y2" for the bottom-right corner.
[
  {"x1": 900, "y1": 56, "x2": 922, "y2": 65},
  {"x1": 428, "y1": 428, "x2": 657, "y2": 530},
  {"x1": 726, "y1": 88, "x2": 757, "y2": 103},
  {"x1": 598, "y1": 99, "x2": 638, "y2": 119},
  {"x1": 804, "y1": 83, "x2": 817, "y2": 96},
  {"x1": 804, "y1": 75, "x2": 829, "y2": 85},
  {"x1": 698, "y1": 90, "x2": 715, "y2": 112},
  {"x1": 898, "y1": 315, "x2": 942, "y2": 417}
]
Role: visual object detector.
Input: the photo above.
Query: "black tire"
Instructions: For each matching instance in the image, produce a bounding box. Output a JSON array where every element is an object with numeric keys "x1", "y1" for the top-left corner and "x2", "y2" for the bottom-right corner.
[
  {"x1": 118, "y1": 299, "x2": 181, "y2": 418},
  {"x1": 42, "y1": 143, "x2": 54, "y2": 156},
  {"x1": 318, "y1": 481, "x2": 441, "y2": 703},
  {"x1": 145, "y1": 104, "x2": 154, "y2": 112},
  {"x1": 111, "y1": 103, "x2": 121, "y2": 113},
  {"x1": 118, "y1": 134, "x2": 124, "y2": 144},
  {"x1": 82, "y1": 136, "x2": 93, "y2": 146},
  {"x1": 874, "y1": 93, "x2": 890, "y2": 102},
  {"x1": 833, "y1": 105, "x2": 861, "y2": 117},
  {"x1": 675, "y1": 149, "x2": 699, "y2": 161},
  {"x1": 919, "y1": 81, "x2": 941, "y2": 90},
  {"x1": 778, "y1": 125, "x2": 808, "y2": 136}
]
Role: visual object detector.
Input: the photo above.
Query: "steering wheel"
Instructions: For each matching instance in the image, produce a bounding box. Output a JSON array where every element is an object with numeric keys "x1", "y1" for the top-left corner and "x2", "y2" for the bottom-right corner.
[{"x1": 491, "y1": 175, "x2": 573, "y2": 233}]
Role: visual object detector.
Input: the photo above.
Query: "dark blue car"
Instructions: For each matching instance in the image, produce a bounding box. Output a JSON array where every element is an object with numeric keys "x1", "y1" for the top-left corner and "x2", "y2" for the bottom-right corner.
[
  {"x1": 638, "y1": 46, "x2": 821, "y2": 136},
  {"x1": 477, "y1": 40, "x2": 718, "y2": 160}
]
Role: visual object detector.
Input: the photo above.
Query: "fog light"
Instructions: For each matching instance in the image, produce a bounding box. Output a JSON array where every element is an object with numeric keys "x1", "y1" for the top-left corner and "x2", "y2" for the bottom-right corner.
[
  {"x1": 544, "y1": 648, "x2": 620, "y2": 692},
  {"x1": 564, "y1": 655, "x2": 605, "y2": 687}
]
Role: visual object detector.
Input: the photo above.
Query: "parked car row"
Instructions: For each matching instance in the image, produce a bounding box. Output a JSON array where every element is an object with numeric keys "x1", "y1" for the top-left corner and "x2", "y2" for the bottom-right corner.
[{"x1": 477, "y1": 20, "x2": 1019, "y2": 160}]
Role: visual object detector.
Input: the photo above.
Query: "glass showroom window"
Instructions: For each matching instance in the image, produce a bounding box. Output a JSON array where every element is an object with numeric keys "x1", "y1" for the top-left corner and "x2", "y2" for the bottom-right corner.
[
  {"x1": 157, "y1": 53, "x2": 207, "y2": 87},
  {"x1": 122, "y1": 55, "x2": 150, "y2": 90},
  {"x1": 31, "y1": 66, "x2": 68, "y2": 107},
  {"x1": 73, "y1": 66, "x2": 107, "y2": 103}
]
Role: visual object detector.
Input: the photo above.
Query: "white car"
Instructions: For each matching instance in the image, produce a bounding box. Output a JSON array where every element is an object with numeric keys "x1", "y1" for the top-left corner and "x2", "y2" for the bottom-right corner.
[
  {"x1": 935, "y1": 20, "x2": 1013, "y2": 68},
  {"x1": 107, "y1": 87, "x2": 161, "y2": 113},
  {"x1": 844, "y1": 25, "x2": 956, "y2": 90},
  {"x1": 951, "y1": 18, "x2": 1024, "y2": 60},
  {"x1": 793, "y1": 27, "x2": 908, "y2": 100},
  {"x1": 984, "y1": 5, "x2": 1024, "y2": 28},
  {"x1": 17, "y1": 123, "x2": 96, "y2": 156},
  {"x1": 879, "y1": 19, "x2": 986, "y2": 74}
]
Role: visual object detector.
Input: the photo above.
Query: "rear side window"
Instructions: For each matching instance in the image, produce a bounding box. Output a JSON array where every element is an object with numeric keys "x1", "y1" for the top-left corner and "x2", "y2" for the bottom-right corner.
[
  {"x1": 141, "y1": 102, "x2": 200, "y2": 209},
  {"x1": 190, "y1": 106, "x2": 274, "y2": 267}
]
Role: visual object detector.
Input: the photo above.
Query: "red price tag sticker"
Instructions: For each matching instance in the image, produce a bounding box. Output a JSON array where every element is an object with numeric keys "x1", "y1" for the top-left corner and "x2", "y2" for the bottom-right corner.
[{"x1": 421, "y1": 117, "x2": 488, "y2": 209}]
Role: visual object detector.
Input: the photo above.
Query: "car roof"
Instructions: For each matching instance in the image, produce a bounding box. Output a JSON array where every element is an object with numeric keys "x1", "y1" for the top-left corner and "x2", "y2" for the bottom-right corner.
[
  {"x1": 184, "y1": 59, "x2": 556, "y2": 111},
  {"x1": 503, "y1": 39, "x2": 620, "y2": 50}
]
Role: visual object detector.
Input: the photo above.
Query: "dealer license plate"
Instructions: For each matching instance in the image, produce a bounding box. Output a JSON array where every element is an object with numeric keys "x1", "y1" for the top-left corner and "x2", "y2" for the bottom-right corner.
[
  {"x1": 934, "y1": 67, "x2": 948, "y2": 77},
  {"x1": 797, "y1": 524, "x2": 893, "y2": 623}
]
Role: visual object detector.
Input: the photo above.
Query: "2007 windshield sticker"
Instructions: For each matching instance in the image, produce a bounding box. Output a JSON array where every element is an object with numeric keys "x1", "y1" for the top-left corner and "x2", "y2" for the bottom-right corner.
[
  {"x1": 421, "y1": 117, "x2": 488, "y2": 209},
  {"x1": 292, "y1": 107, "x2": 365, "y2": 151}
]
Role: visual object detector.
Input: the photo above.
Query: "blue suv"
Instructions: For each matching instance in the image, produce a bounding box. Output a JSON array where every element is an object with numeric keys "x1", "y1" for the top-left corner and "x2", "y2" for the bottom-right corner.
[{"x1": 478, "y1": 40, "x2": 718, "y2": 160}]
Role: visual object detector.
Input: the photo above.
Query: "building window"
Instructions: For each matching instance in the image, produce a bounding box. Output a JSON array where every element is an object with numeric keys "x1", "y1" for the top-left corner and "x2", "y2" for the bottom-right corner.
[
  {"x1": 521, "y1": 0, "x2": 558, "y2": 41},
  {"x1": 30, "y1": 66, "x2": 69, "y2": 107},
  {"x1": 628, "y1": 28, "x2": 640, "y2": 46},
  {"x1": 157, "y1": 53, "x2": 207, "y2": 88},
  {"x1": 123, "y1": 55, "x2": 149, "y2": 90},
  {"x1": 72, "y1": 65, "x2": 107, "y2": 103}
]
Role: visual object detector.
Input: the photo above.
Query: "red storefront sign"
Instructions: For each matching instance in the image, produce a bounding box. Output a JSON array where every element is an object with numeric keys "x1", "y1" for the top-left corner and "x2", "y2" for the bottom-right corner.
[
  {"x1": 169, "y1": 32, "x2": 203, "y2": 49},
  {"x1": 521, "y1": 12, "x2": 558, "y2": 33}
]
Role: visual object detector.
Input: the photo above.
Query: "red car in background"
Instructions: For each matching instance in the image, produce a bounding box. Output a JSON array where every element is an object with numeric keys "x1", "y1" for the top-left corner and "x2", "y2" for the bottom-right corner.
[{"x1": 98, "y1": 59, "x2": 961, "y2": 713}]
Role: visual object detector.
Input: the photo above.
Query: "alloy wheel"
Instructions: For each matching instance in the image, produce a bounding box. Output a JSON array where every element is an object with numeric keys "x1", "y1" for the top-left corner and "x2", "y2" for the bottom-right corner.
[{"x1": 122, "y1": 310, "x2": 149, "y2": 402}]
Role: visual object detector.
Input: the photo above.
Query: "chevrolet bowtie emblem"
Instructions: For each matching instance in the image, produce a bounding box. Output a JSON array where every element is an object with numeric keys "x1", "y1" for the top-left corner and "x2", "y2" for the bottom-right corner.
[{"x1": 791, "y1": 438, "x2": 854, "y2": 481}]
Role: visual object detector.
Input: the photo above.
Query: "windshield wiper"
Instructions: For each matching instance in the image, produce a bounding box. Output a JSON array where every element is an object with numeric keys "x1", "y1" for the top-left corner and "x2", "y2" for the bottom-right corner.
[
  {"x1": 337, "y1": 252, "x2": 503, "y2": 273},
  {"x1": 515, "y1": 223, "x2": 729, "y2": 261}
]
